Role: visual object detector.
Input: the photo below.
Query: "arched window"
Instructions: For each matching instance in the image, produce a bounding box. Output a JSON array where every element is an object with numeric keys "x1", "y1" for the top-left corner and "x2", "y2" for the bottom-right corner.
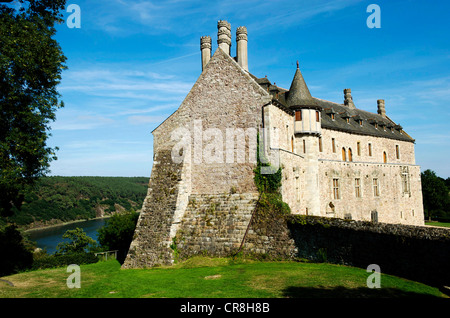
[
  {"x1": 342, "y1": 147, "x2": 347, "y2": 161},
  {"x1": 348, "y1": 148, "x2": 353, "y2": 162},
  {"x1": 383, "y1": 151, "x2": 387, "y2": 163}
]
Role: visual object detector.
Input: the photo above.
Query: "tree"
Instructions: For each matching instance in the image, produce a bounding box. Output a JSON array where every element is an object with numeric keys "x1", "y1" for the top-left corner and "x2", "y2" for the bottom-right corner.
[
  {"x1": 0, "y1": 0, "x2": 67, "y2": 217},
  {"x1": 421, "y1": 169, "x2": 450, "y2": 220},
  {"x1": 97, "y1": 211, "x2": 140, "y2": 264},
  {"x1": 55, "y1": 228, "x2": 98, "y2": 255},
  {"x1": 0, "y1": 224, "x2": 33, "y2": 276}
]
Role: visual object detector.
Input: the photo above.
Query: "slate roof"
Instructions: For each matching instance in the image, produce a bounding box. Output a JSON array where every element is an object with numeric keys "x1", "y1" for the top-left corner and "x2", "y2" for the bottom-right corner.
[
  {"x1": 253, "y1": 74, "x2": 414, "y2": 143},
  {"x1": 285, "y1": 63, "x2": 319, "y2": 110}
]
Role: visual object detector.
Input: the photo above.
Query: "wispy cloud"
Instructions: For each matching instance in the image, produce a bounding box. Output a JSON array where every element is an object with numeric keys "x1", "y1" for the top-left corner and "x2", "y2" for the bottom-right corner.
[
  {"x1": 128, "y1": 115, "x2": 168, "y2": 125},
  {"x1": 86, "y1": 0, "x2": 363, "y2": 36},
  {"x1": 60, "y1": 68, "x2": 192, "y2": 95},
  {"x1": 52, "y1": 111, "x2": 115, "y2": 131}
]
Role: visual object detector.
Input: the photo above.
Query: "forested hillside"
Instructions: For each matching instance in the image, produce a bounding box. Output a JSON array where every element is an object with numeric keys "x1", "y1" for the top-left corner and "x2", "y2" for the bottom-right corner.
[{"x1": 2, "y1": 176, "x2": 148, "y2": 229}]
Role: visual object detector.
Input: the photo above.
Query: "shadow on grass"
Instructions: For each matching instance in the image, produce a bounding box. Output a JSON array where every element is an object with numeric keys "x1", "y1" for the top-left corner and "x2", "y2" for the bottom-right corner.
[{"x1": 282, "y1": 286, "x2": 440, "y2": 298}]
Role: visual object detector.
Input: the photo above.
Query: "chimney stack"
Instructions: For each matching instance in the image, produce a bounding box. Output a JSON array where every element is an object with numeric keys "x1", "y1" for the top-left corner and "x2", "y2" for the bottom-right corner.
[
  {"x1": 377, "y1": 99, "x2": 386, "y2": 117},
  {"x1": 217, "y1": 20, "x2": 231, "y2": 55},
  {"x1": 236, "y1": 26, "x2": 248, "y2": 72},
  {"x1": 200, "y1": 36, "x2": 211, "y2": 71},
  {"x1": 343, "y1": 88, "x2": 355, "y2": 109}
]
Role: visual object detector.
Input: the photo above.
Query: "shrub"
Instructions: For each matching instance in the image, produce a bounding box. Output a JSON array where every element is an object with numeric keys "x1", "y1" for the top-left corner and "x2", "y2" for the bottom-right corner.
[
  {"x1": 97, "y1": 211, "x2": 140, "y2": 264},
  {"x1": 32, "y1": 252, "x2": 98, "y2": 270}
]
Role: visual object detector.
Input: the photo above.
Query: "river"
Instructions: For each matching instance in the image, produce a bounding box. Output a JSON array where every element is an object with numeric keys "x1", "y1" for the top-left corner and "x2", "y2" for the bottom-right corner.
[{"x1": 26, "y1": 218, "x2": 108, "y2": 254}]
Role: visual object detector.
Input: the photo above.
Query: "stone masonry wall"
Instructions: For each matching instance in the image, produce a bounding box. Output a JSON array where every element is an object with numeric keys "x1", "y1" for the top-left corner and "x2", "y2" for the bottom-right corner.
[
  {"x1": 286, "y1": 215, "x2": 450, "y2": 288},
  {"x1": 176, "y1": 193, "x2": 259, "y2": 259},
  {"x1": 152, "y1": 48, "x2": 271, "y2": 196},
  {"x1": 123, "y1": 48, "x2": 271, "y2": 268},
  {"x1": 122, "y1": 149, "x2": 182, "y2": 268}
]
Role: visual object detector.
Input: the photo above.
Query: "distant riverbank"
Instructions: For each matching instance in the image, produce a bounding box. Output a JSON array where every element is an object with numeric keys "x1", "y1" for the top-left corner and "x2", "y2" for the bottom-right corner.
[
  {"x1": 23, "y1": 215, "x2": 113, "y2": 233},
  {"x1": 26, "y1": 217, "x2": 111, "y2": 254}
]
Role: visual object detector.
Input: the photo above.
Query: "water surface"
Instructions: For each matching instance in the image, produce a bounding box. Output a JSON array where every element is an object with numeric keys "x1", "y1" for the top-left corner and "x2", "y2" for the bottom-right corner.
[{"x1": 26, "y1": 218, "x2": 107, "y2": 254}]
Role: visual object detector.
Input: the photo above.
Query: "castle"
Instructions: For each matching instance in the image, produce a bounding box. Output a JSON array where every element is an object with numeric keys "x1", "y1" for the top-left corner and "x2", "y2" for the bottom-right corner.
[{"x1": 122, "y1": 21, "x2": 424, "y2": 268}]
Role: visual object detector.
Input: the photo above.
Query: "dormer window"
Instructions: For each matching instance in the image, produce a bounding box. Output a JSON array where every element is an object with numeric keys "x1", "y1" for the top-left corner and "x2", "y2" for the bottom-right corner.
[
  {"x1": 341, "y1": 112, "x2": 350, "y2": 123},
  {"x1": 353, "y1": 115, "x2": 363, "y2": 126},
  {"x1": 326, "y1": 107, "x2": 336, "y2": 121}
]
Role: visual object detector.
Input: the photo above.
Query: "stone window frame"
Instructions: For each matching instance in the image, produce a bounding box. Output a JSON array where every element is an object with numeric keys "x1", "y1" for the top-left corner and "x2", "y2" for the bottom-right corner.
[
  {"x1": 332, "y1": 178, "x2": 340, "y2": 200},
  {"x1": 372, "y1": 178, "x2": 380, "y2": 197},
  {"x1": 355, "y1": 178, "x2": 362, "y2": 198},
  {"x1": 401, "y1": 166, "x2": 410, "y2": 194}
]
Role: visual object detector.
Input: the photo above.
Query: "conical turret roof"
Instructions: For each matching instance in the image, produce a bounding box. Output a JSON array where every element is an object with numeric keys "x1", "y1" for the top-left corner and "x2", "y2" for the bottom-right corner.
[{"x1": 286, "y1": 61, "x2": 318, "y2": 109}]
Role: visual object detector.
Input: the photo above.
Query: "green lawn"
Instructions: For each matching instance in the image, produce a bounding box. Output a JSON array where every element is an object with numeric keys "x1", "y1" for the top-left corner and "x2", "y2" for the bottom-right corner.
[
  {"x1": 0, "y1": 257, "x2": 447, "y2": 298},
  {"x1": 425, "y1": 221, "x2": 450, "y2": 228}
]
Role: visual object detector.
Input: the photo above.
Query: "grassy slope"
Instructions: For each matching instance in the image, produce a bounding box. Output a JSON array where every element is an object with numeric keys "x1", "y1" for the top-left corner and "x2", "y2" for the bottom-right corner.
[{"x1": 0, "y1": 257, "x2": 446, "y2": 298}]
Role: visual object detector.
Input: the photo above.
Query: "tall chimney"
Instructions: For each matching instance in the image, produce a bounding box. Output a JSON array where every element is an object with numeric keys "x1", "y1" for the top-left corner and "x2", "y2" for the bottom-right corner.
[
  {"x1": 236, "y1": 26, "x2": 248, "y2": 72},
  {"x1": 200, "y1": 36, "x2": 211, "y2": 71},
  {"x1": 217, "y1": 20, "x2": 231, "y2": 55},
  {"x1": 343, "y1": 88, "x2": 355, "y2": 109},
  {"x1": 377, "y1": 99, "x2": 386, "y2": 117}
]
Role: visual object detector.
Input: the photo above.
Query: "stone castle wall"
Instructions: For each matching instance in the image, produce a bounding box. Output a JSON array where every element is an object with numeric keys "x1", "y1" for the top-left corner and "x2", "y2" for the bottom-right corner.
[
  {"x1": 286, "y1": 215, "x2": 450, "y2": 289},
  {"x1": 318, "y1": 160, "x2": 424, "y2": 225},
  {"x1": 262, "y1": 103, "x2": 424, "y2": 225},
  {"x1": 124, "y1": 28, "x2": 425, "y2": 269},
  {"x1": 123, "y1": 48, "x2": 272, "y2": 268},
  {"x1": 122, "y1": 149, "x2": 182, "y2": 268},
  {"x1": 319, "y1": 127, "x2": 416, "y2": 164},
  {"x1": 176, "y1": 193, "x2": 259, "y2": 258},
  {"x1": 152, "y1": 48, "x2": 271, "y2": 196}
]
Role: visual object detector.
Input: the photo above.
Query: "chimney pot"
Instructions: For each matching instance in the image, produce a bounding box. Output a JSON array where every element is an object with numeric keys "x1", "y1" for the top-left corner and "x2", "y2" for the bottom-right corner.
[
  {"x1": 200, "y1": 36, "x2": 212, "y2": 71},
  {"x1": 377, "y1": 99, "x2": 386, "y2": 117},
  {"x1": 343, "y1": 88, "x2": 355, "y2": 109},
  {"x1": 236, "y1": 26, "x2": 248, "y2": 71},
  {"x1": 217, "y1": 20, "x2": 231, "y2": 55}
]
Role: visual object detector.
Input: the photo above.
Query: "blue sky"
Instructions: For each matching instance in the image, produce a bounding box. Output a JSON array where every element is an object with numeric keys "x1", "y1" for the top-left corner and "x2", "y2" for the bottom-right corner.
[{"x1": 22, "y1": 0, "x2": 450, "y2": 178}]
